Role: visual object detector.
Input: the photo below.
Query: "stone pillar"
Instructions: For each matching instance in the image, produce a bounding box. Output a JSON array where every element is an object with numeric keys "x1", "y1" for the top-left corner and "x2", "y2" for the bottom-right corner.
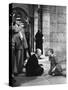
[
  {"x1": 42, "y1": 6, "x2": 50, "y2": 55},
  {"x1": 38, "y1": 5, "x2": 43, "y2": 53},
  {"x1": 38, "y1": 5, "x2": 42, "y2": 32},
  {"x1": 29, "y1": 5, "x2": 34, "y2": 52}
]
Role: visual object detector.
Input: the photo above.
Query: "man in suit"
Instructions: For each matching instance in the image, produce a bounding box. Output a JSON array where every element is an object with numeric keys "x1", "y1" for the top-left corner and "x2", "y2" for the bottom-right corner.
[
  {"x1": 12, "y1": 19, "x2": 29, "y2": 76},
  {"x1": 26, "y1": 49, "x2": 44, "y2": 76}
]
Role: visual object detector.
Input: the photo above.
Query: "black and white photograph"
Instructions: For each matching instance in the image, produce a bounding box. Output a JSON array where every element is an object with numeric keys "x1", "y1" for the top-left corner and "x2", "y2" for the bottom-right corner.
[{"x1": 9, "y1": 3, "x2": 66, "y2": 87}]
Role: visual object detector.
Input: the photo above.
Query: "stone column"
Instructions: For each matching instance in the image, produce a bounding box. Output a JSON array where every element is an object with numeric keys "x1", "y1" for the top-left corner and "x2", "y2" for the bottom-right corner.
[
  {"x1": 42, "y1": 6, "x2": 50, "y2": 55},
  {"x1": 38, "y1": 5, "x2": 43, "y2": 53}
]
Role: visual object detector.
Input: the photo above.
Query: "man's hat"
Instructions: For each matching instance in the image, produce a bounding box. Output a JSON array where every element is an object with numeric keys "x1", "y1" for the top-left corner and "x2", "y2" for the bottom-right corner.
[{"x1": 15, "y1": 16, "x2": 27, "y2": 28}]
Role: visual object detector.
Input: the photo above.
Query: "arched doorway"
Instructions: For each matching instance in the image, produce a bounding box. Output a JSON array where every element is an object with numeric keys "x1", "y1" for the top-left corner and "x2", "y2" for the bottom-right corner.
[{"x1": 11, "y1": 7, "x2": 31, "y2": 54}]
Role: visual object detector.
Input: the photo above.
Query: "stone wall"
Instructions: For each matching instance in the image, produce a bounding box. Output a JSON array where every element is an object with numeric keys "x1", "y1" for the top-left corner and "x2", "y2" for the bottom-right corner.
[
  {"x1": 34, "y1": 5, "x2": 66, "y2": 62},
  {"x1": 50, "y1": 6, "x2": 66, "y2": 61}
]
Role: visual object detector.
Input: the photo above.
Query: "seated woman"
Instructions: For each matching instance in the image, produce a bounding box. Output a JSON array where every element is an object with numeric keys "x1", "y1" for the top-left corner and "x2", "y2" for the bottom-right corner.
[
  {"x1": 47, "y1": 49, "x2": 66, "y2": 77},
  {"x1": 26, "y1": 49, "x2": 44, "y2": 76}
]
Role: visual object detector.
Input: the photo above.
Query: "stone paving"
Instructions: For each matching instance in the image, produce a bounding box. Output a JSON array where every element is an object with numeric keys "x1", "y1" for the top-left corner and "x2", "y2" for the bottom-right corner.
[{"x1": 14, "y1": 55, "x2": 66, "y2": 87}]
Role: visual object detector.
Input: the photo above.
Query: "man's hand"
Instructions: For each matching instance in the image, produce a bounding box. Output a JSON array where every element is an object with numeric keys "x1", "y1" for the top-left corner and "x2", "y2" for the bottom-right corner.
[{"x1": 26, "y1": 52, "x2": 30, "y2": 59}]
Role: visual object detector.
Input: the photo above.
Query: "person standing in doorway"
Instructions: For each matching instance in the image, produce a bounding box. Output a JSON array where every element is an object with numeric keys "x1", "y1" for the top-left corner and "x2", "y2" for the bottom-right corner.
[
  {"x1": 12, "y1": 19, "x2": 29, "y2": 76},
  {"x1": 35, "y1": 30, "x2": 43, "y2": 53}
]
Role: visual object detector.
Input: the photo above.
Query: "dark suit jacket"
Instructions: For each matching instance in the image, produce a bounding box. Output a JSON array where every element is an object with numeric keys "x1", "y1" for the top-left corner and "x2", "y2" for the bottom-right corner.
[{"x1": 26, "y1": 54, "x2": 40, "y2": 73}]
